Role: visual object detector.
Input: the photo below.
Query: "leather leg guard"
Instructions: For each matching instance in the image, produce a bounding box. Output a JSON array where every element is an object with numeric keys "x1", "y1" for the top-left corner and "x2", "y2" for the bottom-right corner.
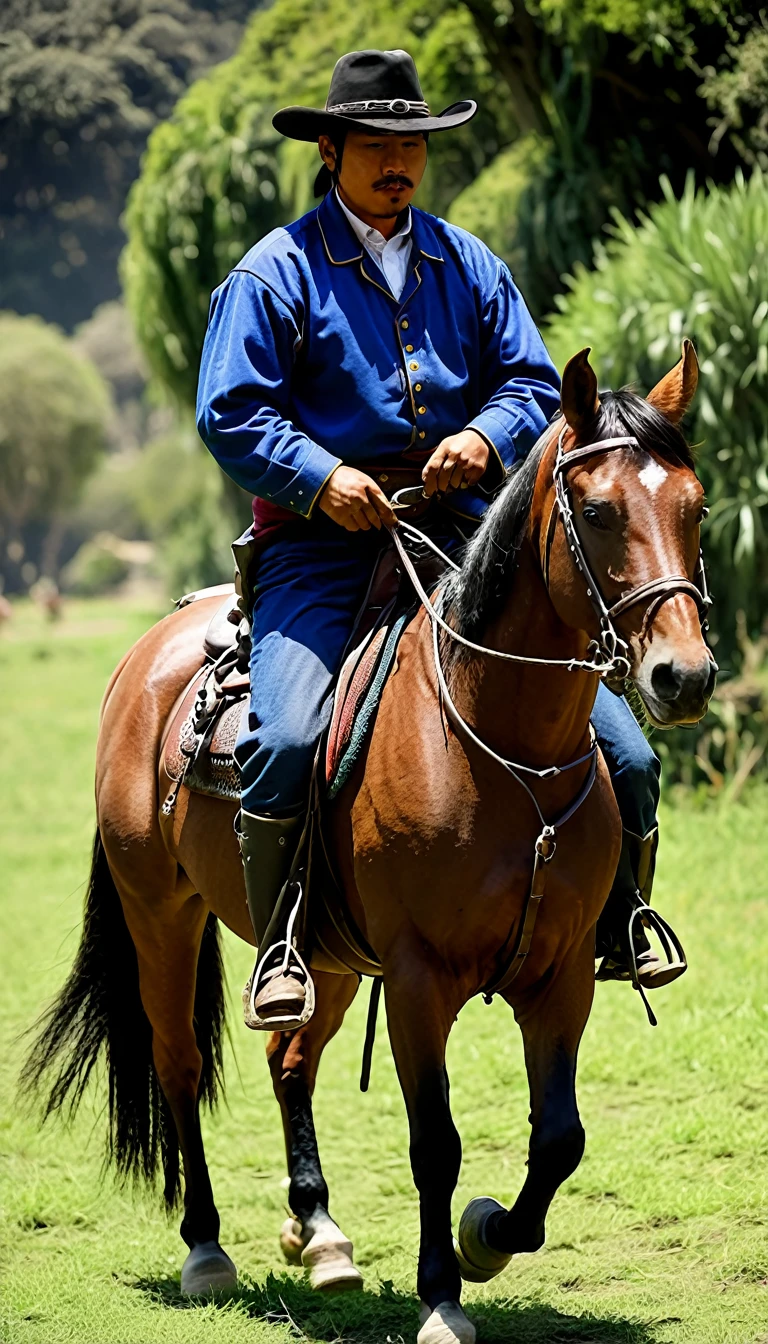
[
  {"x1": 238, "y1": 810, "x2": 315, "y2": 1033},
  {"x1": 596, "y1": 828, "x2": 687, "y2": 1018}
]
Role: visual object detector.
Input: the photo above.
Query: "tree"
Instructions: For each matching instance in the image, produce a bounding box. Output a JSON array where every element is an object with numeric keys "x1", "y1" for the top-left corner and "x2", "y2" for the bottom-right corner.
[
  {"x1": 452, "y1": 0, "x2": 760, "y2": 314},
  {"x1": 0, "y1": 312, "x2": 112, "y2": 589},
  {"x1": 0, "y1": 0, "x2": 260, "y2": 329},
  {"x1": 121, "y1": 0, "x2": 515, "y2": 406}
]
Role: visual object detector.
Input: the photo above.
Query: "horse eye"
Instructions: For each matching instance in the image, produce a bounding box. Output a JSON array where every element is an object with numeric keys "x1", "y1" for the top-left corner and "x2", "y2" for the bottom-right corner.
[{"x1": 582, "y1": 506, "x2": 607, "y2": 530}]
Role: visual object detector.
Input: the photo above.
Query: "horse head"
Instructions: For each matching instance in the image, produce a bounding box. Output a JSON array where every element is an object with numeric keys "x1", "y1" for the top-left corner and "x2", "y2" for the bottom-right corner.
[{"x1": 548, "y1": 342, "x2": 716, "y2": 727}]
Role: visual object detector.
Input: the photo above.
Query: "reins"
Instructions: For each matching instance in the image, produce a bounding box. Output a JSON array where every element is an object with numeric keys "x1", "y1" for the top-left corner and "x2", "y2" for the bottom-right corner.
[{"x1": 387, "y1": 425, "x2": 711, "y2": 1004}]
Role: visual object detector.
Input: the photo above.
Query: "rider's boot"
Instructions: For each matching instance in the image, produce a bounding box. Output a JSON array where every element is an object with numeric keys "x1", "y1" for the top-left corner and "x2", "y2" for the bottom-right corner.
[
  {"x1": 596, "y1": 827, "x2": 687, "y2": 992},
  {"x1": 239, "y1": 810, "x2": 310, "y2": 1029}
]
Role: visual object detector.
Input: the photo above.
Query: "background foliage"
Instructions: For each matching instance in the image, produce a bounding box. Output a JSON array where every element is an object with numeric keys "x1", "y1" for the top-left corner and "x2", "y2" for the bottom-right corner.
[
  {"x1": 0, "y1": 312, "x2": 112, "y2": 589},
  {"x1": 545, "y1": 170, "x2": 768, "y2": 667},
  {"x1": 0, "y1": 0, "x2": 262, "y2": 329}
]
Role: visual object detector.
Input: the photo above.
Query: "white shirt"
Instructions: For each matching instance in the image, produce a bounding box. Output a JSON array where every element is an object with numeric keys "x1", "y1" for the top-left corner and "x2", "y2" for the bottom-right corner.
[{"x1": 336, "y1": 189, "x2": 413, "y2": 300}]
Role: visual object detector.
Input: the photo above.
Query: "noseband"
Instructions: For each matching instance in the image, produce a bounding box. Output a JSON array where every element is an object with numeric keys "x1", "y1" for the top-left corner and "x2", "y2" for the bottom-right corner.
[{"x1": 549, "y1": 428, "x2": 712, "y2": 686}]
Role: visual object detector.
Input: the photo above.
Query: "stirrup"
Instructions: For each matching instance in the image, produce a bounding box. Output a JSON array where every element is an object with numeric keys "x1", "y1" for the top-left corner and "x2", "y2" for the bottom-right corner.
[
  {"x1": 243, "y1": 945, "x2": 316, "y2": 1032},
  {"x1": 598, "y1": 904, "x2": 687, "y2": 1027},
  {"x1": 242, "y1": 879, "x2": 316, "y2": 1032}
]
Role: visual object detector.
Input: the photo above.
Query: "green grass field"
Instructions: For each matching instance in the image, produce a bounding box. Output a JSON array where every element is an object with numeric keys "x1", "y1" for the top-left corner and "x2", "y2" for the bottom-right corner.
[{"x1": 2, "y1": 597, "x2": 768, "y2": 1344}]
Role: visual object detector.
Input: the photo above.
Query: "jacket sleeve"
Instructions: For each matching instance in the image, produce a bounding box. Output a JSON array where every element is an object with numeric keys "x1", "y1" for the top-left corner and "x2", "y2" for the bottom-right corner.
[
  {"x1": 466, "y1": 257, "x2": 561, "y2": 471},
  {"x1": 196, "y1": 269, "x2": 340, "y2": 517}
]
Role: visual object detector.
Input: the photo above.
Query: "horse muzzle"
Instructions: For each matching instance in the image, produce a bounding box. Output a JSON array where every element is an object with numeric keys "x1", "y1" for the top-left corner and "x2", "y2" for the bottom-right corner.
[{"x1": 635, "y1": 649, "x2": 718, "y2": 727}]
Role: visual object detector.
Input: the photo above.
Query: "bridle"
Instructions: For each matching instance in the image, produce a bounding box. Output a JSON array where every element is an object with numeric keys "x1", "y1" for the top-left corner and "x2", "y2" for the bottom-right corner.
[
  {"x1": 547, "y1": 427, "x2": 712, "y2": 687},
  {"x1": 388, "y1": 425, "x2": 712, "y2": 1007},
  {"x1": 391, "y1": 423, "x2": 711, "y2": 698}
]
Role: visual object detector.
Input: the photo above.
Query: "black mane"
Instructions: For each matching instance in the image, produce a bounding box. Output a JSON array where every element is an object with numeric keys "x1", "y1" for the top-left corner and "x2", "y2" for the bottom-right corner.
[{"x1": 444, "y1": 388, "x2": 694, "y2": 640}]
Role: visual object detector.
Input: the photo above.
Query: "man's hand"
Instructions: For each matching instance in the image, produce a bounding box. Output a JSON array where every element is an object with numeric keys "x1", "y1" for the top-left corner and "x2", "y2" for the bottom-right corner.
[
  {"x1": 318, "y1": 465, "x2": 398, "y2": 532},
  {"x1": 422, "y1": 430, "x2": 489, "y2": 497}
]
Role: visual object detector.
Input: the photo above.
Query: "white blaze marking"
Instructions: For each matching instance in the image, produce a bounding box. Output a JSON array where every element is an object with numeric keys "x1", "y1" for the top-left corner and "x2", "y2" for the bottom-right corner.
[{"x1": 638, "y1": 459, "x2": 668, "y2": 495}]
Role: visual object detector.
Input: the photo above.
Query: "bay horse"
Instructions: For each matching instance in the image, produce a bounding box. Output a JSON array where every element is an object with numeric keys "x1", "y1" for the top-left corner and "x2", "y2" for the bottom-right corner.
[{"x1": 24, "y1": 346, "x2": 714, "y2": 1344}]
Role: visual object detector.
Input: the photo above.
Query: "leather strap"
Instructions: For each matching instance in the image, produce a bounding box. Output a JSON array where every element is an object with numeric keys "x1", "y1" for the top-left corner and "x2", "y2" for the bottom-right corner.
[
  {"x1": 607, "y1": 575, "x2": 707, "y2": 621},
  {"x1": 482, "y1": 835, "x2": 554, "y2": 999}
]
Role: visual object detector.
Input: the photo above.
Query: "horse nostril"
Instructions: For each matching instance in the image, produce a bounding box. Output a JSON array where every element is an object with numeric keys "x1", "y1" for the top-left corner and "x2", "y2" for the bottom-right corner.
[
  {"x1": 705, "y1": 659, "x2": 718, "y2": 699},
  {"x1": 650, "y1": 661, "x2": 682, "y2": 703}
]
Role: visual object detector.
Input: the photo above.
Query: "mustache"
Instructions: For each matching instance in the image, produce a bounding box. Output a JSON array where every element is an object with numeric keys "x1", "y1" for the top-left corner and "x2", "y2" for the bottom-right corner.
[{"x1": 373, "y1": 175, "x2": 413, "y2": 191}]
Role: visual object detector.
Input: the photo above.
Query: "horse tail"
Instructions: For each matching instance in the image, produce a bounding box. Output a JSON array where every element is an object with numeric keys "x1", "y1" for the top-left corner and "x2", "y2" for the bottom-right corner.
[{"x1": 20, "y1": 828, "x2": 227, "y2": 1209}]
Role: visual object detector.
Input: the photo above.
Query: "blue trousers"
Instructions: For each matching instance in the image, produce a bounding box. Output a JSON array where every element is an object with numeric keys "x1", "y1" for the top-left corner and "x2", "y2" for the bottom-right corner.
[{"x1": 235, "y1": 525, "x2": 660, "y2": 837}]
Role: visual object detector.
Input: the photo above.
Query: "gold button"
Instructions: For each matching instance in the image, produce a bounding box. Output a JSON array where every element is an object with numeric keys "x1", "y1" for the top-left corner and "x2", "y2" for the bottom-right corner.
[
  {"x1": 409, "y1": 361, "x2": 419, "y2": 370},
  {"x1": 418, "y1": 405, "x2": 427, "y2": 415},
  {"x1": 379, "y1": 473, "x2": 389, "y2": 483},
  {"x1": 405, "y1": 344, "x2": 414, "y2": 353},
  {"x1": 415, "y1": 383, "x2": 422, "y2": 391},
  {"x1": 401, "y1": 319, "x2": 409, "y2": 329},
  {"x1": 419, "y1": 431, "x2": 426, "y2": 439}
]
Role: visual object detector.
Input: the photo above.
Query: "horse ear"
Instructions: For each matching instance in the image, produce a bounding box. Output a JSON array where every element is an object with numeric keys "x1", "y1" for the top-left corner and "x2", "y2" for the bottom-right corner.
[
  {"x1": 646, "y1": 340, "x2": 699, "y2": 424},
  {"x1": 561, "y1": 348, "x2": 600, "y2": 436}
]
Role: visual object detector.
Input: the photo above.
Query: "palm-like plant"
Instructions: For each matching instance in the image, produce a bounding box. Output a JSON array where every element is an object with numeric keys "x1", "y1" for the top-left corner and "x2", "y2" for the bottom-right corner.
[{"x1": 546, "y1": 170, "x2": 768, "y2": 670}]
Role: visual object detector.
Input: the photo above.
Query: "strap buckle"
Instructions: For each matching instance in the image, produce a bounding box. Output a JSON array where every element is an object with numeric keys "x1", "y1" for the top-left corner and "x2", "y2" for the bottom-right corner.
[{"x1": 535, "y1": 826, "x2": 557, "y2": 861}]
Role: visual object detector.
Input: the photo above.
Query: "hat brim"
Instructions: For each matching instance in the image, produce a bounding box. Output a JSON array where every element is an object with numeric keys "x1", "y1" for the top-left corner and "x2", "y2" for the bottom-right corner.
[{"x1": 272, "y1": 100, "x2": 477, "y2": 142}]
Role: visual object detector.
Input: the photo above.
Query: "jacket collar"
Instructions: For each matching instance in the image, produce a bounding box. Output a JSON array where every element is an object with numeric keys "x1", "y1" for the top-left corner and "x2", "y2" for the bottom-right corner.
[
  {"x1": 317, "y1": 190, "x2": 364, "y2": 264},
  {"x1": 317, "y1": 190, "x2": 443, "y2": 267},
  {"x1": 410, "y1": 207, "x2": 444, "y2": 264}
]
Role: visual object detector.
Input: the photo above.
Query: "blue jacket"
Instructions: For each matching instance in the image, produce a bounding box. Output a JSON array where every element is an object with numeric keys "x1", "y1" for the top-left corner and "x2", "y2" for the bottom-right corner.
[{"x1": 197, "y1": 190, "x2": 561, "y2": 522}]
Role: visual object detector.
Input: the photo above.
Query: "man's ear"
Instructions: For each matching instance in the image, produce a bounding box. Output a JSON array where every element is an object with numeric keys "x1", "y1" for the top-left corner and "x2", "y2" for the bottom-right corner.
[
  {"x1": 561, "y1": 348, "x2": 600, "y2": 437},
  {"x1": 646, "y1": 339, "x2": 699, "y2": 424},
  {"x1": 317, "y1": 134, "x2": 337, "y2": 170}
]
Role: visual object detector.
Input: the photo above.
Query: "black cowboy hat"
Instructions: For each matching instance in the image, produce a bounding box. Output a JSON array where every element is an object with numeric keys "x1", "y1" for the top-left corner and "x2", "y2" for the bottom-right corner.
[{"x1": 272, "y1": 48, "x2": 476, "y2": 141}]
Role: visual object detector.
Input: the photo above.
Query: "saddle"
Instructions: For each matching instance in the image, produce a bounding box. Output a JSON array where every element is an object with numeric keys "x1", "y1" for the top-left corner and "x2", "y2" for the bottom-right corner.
[{"x1": 162, "y1": 544, "x2": 411, "y2": 814}]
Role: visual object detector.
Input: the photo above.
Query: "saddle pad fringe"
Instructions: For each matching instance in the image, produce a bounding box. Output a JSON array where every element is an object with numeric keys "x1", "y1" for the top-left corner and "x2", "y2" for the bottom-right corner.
[{"x1": 327, "y1": 612, "x2": 410, "y2": 800}]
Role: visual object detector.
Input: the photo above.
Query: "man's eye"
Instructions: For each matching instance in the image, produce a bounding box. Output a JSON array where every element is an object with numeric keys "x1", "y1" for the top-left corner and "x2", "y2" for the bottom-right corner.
[{"x1": 582, "y1": 506, "x2": 607, "y2": 530}]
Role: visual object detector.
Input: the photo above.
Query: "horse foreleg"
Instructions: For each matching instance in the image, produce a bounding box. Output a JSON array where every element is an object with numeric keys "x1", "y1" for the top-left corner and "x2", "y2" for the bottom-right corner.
[
  {"x1": 267, "y1": 969, "x2": 363, "y2": 1291},
  {"x1": 455, "y1": 936, "x2": 594, "y2": 1284},
  {"x1": 385, "y1": 959, "x2": 474, "y2": 1344}
]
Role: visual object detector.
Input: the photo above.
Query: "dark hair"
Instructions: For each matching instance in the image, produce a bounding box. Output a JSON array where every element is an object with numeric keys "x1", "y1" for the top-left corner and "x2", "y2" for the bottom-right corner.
[
  {"x1": 444, "y1": 387, "x2": 695, "y2": 642},
  {"x1": 314, "y1": 127, "x2": 347, "y2": 197}
]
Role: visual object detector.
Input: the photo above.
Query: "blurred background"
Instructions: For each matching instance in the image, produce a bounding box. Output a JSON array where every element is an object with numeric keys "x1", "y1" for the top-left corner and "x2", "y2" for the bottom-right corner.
[{"x1": 2, "y1": 0, "x2": 768, "y2": 788}]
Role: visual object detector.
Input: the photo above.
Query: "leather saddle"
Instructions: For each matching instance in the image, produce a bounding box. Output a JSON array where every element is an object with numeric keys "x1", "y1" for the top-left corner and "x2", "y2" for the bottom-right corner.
[{"x1": 161, "y1": 542, "x2": 418, "y2": 815}]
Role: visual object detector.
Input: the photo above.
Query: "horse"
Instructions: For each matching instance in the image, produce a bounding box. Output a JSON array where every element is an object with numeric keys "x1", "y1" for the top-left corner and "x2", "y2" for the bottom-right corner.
[{"x1": 23, "y1": 345, "x2": 715, "y2": 1344}]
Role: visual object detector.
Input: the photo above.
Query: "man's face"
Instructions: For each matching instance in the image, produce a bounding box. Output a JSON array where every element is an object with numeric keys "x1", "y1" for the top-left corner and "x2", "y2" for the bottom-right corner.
[{"x1": 318, "y1": 130, "x2": 427, "y2": 222}]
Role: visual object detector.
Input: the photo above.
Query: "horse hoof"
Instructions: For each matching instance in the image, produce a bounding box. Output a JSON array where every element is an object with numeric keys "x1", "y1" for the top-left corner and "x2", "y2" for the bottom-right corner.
[
  {"x1": 180, "y1": 1240, "x2": 237, "y2": 1296},
  {"x1": 455, "y1": 1196, "x2": 511, "y2": 1283},
  {"x1": 280, "y1": 1216, "x2": 304, "y2": 1266},
  {"x1": 418, "y1": 1300, "x2": 476, "y2": 1344},
  {"x1": 301, "y1": 1226, "x2": 364, "y2": 1293}
]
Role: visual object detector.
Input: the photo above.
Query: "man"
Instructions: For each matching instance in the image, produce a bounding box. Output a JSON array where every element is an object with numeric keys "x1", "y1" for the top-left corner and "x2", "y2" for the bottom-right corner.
[{"x1": 197, "y1": 49, "x2": 682, "y2": 1030}]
